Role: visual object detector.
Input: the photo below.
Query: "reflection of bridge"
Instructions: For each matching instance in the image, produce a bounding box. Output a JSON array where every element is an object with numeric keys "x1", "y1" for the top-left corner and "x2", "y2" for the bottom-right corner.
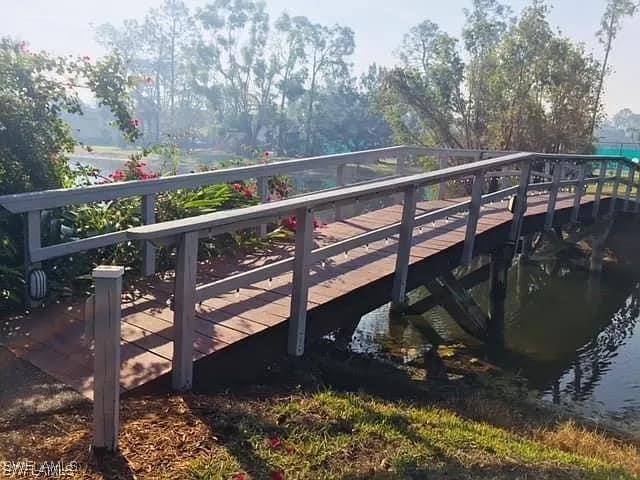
[
  {"x1": 496, "y1": 251, "x2": 640, "y2": 402},
  {"x1": 1, "y1": 146, "x2": 639, "y2": 451}
]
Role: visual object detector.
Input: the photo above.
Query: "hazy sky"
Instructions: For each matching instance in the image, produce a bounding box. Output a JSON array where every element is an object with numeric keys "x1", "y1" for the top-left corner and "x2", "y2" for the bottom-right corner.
[{"x1": 3, "y1": 0, "x2": 639, "y2": 116}]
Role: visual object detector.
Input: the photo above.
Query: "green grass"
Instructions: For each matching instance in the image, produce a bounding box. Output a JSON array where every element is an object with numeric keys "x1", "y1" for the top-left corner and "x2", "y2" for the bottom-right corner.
[
  {"x1": 184, "y1": 390, "x2": 637, "y2": 480},
  {"x1": 2, "y1": 345, "x2": 639, "y2": 479}
]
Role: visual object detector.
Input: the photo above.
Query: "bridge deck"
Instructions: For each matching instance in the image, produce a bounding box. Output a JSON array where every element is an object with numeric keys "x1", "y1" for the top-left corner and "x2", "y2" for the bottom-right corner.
[{"x1": 0, "y1": 191, "x2": 597, "y2": 399}]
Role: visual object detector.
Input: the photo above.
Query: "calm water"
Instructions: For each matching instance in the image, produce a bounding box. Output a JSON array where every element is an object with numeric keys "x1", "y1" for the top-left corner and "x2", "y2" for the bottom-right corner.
[{"x1": 349, "y1": 220, "x2": 640, "y2": 429}]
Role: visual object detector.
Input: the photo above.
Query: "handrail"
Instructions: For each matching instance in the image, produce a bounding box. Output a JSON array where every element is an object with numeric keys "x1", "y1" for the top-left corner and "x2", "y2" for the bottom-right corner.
[
  {"x1": 128, "y1": 152, "x2": 534, "y2": 241},
  {"x1": 128, "y1": 152, "x2": 633, "y2": 241},
  {"x1": 0, "y1": 145, "x2": 502, "y2": 214},
  {"x1": 0, "y1": 144, "x2": 520, "y2": 277}
]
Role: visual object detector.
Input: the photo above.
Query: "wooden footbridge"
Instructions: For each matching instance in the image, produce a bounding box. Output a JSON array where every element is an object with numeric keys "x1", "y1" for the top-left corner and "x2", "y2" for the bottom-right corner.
[{"x1": 1, "y1": 146, "x2": 638, "y2": 450}]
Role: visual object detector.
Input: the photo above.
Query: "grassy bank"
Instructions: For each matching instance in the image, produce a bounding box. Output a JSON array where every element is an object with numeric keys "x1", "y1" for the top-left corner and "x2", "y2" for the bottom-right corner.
[{"x1": 1, "y1": 345, "x2": 639, "y2": 479}]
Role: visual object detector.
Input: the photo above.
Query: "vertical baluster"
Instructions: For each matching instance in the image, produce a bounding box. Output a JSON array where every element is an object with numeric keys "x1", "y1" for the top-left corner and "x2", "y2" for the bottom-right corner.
[
  {"x1": 391, "y1": 185, "x2": 418, "y2": 309},
  {"x1": 593, "y1": 160, "x2": 607, "y2": 218},
  {"x1": 142, "y1": 194, "x2": 156, "y2": 276},
  {"x1": 571, "y1": 163, "x2": 587, "y2": 223},
  {"x1": 623, "y1": 167, "x2": 635, "y2": 212},
  {"x1": 172, "y1": 231, "x2": 199, "y2": 391},
  {"x1": 461, "y1": 171, "x2": 485, "y2": 266},
  {"x1": 257, "y1": 176, "x2": 269, "y2": 237},
  {"x1": 507, "y1": 159, "x2": 532, "y2": 253},
  {"x1": 92, "y1": 265, "x2": 124, "y2": 453},
  {"x1": 608, "y1": 162, "x2": 623, "y2": 215},
  {"x1": 335, "y1": 164, "x2": 346, "y2": 221},
  {"x1": 545, "y1": 161, "x2": 564, "y2": 230},
  {"x1": 288, "y1": 206, "x2": 314, "y2": 356}
]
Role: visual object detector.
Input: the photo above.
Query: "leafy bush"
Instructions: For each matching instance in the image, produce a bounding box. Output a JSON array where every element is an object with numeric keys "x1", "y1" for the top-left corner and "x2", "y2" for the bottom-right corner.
[{"x1": 0, "y1": 38, "x2": 140, "y2": 311}]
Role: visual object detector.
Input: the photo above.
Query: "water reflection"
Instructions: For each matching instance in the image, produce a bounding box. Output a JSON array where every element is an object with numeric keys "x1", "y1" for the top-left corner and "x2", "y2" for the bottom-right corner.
[{"x1": 350, "y1": 220, "x2": 640, "y2": 427}]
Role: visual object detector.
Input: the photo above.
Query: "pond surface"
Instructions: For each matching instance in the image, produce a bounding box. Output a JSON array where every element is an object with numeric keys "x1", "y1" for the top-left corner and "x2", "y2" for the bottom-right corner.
[{"x1": 349, "y1": 220, "x2": 640, "y2": 430}]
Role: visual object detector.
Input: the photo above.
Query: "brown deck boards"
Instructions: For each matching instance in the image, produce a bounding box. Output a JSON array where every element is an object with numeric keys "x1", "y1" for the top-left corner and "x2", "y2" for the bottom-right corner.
[{"x1": 0, "y1": 192, "x2": 600, "y2": 399}]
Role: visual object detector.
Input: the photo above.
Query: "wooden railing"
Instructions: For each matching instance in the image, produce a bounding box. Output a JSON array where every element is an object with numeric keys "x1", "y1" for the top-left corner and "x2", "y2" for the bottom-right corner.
[
  {"x1": 0, "y1": 145, "x2": 511, "y2": 283},
  {"x1": 125, "y1": 152, "x2": 638, "y2": 384},
  {"x1": 88, "y1": 149, "x2": 638, "y2": 451}
]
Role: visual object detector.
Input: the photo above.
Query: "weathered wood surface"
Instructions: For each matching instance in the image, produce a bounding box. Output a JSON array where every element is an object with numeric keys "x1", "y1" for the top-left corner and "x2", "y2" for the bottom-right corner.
[{"x1": 0, "y1": 191, "x2": 602, "y2": 399}]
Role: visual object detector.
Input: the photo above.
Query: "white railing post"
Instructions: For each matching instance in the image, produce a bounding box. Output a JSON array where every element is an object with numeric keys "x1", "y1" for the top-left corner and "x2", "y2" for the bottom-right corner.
[
  {"x1": 438, "y1": 155, "x2": 448, "y2": 200},
  {"x1": 593, "y1": 160, "x2": 607, "y2": 218},
  {"x1": 545, "y1": 161, "x2": 564, "y2": 230},
  {"x1": 608, "y1": 162, "x2": 623, "y2": 216},
  {"x1": 634, "y1": 175, "x2": 640, "y2": 214},
  {"x1": 461, "y1": 171, "x2": 485, "y2": 266},
  {"x1": 508, "y1": 159, "x2": 532, "y2": 250},
  {"x1": 172, "y1": 231, "x2": 199, "y2": 391},
  {"x1": 142, "y1": 194, "x2": 156, "y2": 276},
  {"x1": 288, "y1": 206, "x2": 314, "y2": 356},
  {"x1": 335, "y1": 164, "x2": 346, "y2": 221},
  {"x1": 571, "y1": 163, "x2": 587, "y2": 223},
  {"x1": 24, "y1": 210, "x2": 42, "y2": 308},
  {"x1": 92, "y1": 265, "x2": 124, "y2": 453},
  {"x1": 257, "y1": 176, "x2": 269, "y2": 237},
  {"x1": 623, "y1": 167, "x2": 635, "y2": 212},
  {"x1": 391, "y1": 185, "x2": 418, "y2": 309}
]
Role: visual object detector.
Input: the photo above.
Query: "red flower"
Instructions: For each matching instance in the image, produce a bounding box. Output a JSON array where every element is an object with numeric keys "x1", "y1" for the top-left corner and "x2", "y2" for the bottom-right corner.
[
  {"x1": 268, "y1": 437, "x2": 283, "y2": 449},
  {"x1": 271, "y1": 471, "x2": 285, "y2": 480},
  {"x1": 233, "y1": 183, "x2": 243, "y2": 192},
  {"x1": 110, "y1": 170, "x2": 127, "y2": 182},
  {"x1": 234, "y1": 474, "x2": 249, "y2": 480}
]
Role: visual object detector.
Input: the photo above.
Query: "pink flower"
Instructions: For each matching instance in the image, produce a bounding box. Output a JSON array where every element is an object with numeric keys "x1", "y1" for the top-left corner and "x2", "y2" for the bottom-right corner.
[{"x1": 271, "y1": 471, "x2": 285, "y2": 480}]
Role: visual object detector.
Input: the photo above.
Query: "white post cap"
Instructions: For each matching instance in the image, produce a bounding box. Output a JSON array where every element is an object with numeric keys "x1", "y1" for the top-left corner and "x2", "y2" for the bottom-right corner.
[{"x1": 92, "y1": 265, "x2": 125, "y2": 279}]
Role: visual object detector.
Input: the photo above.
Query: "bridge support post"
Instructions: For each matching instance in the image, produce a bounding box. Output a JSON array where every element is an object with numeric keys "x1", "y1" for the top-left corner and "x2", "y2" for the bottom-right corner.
[
  {"x1": 461, "y1": 170, "x2": 485, "y2": 266},
  {"x1": 593, "y1": 160, "x2": 607, "y2": 218},
  {"x1": 545, "y1": 161, "x2": 564, "y2": 230},
  {"x1": 623, "y1": 168, "x2": 635, "y2": 212},
  {"x1": 488, "y1": 250, "x2": 507, "y2": 353},
  {"x1": 142, "y1": 194, "x2": 156, "y2": 276},
  {"x1": 634, "y1": 179, "x2": 640, "y2": 214},
  {"x1": 391, "y1": 186, "x2": 418, "y2": 311},
  {"x1": 506, "y1": 159, "x2": 532, "y2": 261},
  {"x1": 288, "y1": 206, "x2": 314, "y2": 356},
  {"x1": 571, "y1": 163, "x2": 587, "y2": 223},
  {"x1": 608, "y1": 162, "x2": 623, "y2": 216},
  {"x1": 91, "y1": 265, "x2": 124, "y2": 453},
  {"x1": 172, "y1": 231, "x2": 199, "y2": 391}
]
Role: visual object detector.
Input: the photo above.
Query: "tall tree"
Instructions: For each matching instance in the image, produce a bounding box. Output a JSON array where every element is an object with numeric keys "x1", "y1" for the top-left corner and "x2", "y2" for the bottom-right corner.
[
  {"x1": 302, "y1": 22, "x2": 354, "y2": 154},
  {"x1": 590, "y1": 0, "x2": 637, "y2": 137}
]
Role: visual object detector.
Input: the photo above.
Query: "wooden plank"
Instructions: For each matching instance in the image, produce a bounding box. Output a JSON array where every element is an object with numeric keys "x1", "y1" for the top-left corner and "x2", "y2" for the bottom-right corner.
[
  {"x1": 172, "y1": 231, "x2": 199, "y2": 391},
  {"x1": 30, "y1": 231, "x2": 128, "y2": 263}
]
